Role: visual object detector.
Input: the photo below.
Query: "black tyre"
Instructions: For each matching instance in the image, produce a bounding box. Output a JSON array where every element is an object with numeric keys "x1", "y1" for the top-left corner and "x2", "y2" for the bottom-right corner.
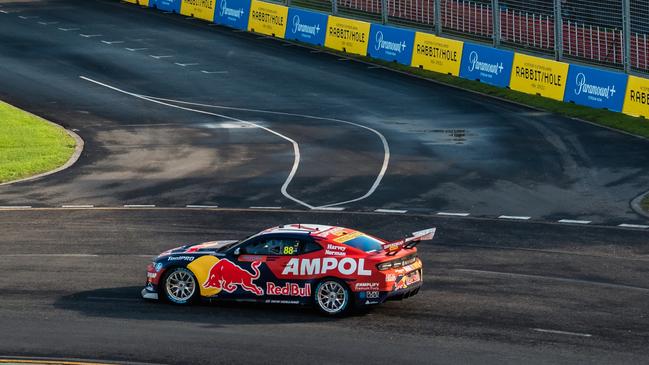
[{"x1": 162, "y1": 267, "x2": 198, "y2": 305}]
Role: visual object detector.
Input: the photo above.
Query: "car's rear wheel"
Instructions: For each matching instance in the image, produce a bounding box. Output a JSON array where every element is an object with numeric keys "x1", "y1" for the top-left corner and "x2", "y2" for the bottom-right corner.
[
  {"x1": 163, "y1": 267, "x2": 198, "y2": 305},
  {"x1": 314, "y1": 279, "x2": 351, "y2": 316}
]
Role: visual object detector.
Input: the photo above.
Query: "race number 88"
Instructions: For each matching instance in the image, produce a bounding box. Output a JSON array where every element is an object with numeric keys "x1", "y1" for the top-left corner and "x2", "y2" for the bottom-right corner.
[{"x1": 283, "y1": 246, "x2": 294, "y2": 255}]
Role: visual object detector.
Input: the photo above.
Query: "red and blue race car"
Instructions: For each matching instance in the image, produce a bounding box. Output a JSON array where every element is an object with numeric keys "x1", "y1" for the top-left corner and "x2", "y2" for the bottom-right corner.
[{"x1": 142, "y1": 224, "x2": 435, "y2": 315}]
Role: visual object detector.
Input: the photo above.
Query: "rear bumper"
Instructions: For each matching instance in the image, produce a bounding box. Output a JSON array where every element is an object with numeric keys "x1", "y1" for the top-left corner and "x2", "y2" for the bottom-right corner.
[{"x1": 355, "y1": 281, "x2": 422, "y2": 307}]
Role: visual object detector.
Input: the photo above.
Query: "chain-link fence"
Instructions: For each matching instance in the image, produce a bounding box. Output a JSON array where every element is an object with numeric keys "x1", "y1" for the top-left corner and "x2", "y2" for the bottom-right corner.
[{"x1": 289, "y1": 0, "x2": 649, "y2": 74}]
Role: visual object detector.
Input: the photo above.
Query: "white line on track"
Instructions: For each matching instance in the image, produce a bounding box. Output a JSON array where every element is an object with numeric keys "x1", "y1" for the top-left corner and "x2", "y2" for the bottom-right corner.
[
  {"x1": 0, "y1": 10, "x2": 9, "y2": 14},
  {"x1": 558, "y1": 219, "x2": 592, "y2": 224},
  {"x1": 249, "y1": 206, "x2": 282, "y2": 209},
  {"x1": 136, "y1": 96, "x2": 391, "y2": 209},
  {"x1": 123, "y1": 204, "x2": 156, "y2": 208},
  {"x1": 532, "y1": 328, "x2": 593, "y2": 337},
  {"x1": 437, "y1": 212, "x2": 470, "y2": 217},
  {"x1": 618, "y1": 223, "x2": 649, "y2": 229},
  {"x1": 61, "y1": 204, "x2": 94, "y2": 208},
  {"x1": 125, "y1": 47, "x2": 148, "y2": 52},
  {"x1": 454, "y1": 268, "x2": 649, "y2": 292},
  {"x1": 201, "y1": 70, "x2": 228, "y2": 74},
  {"x1": 498, "y1": 215, "x2": 531, "y2": 220},
  {"x1": 80, "y1": 34, "x2": 102, "y2": 38},
  {"x1": 174, "y1": 62, "x2": 199, "y2": 67},
  {"x1": 58, "y1": 27, "x2": 80, "y2": 31},
  {"x1": 149, "y1": 55, "x2": 173, "y2": 59},
  {"x1": 185, "y1": 204, "x2": 219, "y2": 208},
  {"x1": 312, "y1": 207, "x2": 346, "y2": 211},
  {"x1": 374, "y1": 209, "x2": 407, "y2": 214},
  {"x1": 18, "y1": 15, "x2": 38, "y2": 19},
  {"x1": 101, "y1": 40, "x2": 124, "y2": 45},
  {"x1": 37, "y1": 21, "x2": 58, "y2": 25},
  {"x1": 0, "y1": 206, "x2": 32, "y2": 209}
]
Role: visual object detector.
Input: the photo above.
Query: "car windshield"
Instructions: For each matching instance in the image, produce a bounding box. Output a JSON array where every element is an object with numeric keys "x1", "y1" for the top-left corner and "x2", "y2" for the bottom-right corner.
[{"x1": 343, "y1": 234, "x2": 384, "y2": 252}]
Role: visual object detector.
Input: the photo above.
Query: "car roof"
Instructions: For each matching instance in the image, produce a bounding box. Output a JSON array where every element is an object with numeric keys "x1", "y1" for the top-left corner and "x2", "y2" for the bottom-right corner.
[{"x1": 262, "y1": 224, "x2": 375, "y2": 243}]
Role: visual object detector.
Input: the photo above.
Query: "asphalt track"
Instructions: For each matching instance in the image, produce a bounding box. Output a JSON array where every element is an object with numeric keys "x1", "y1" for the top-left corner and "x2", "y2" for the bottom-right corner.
[{"x1": 0, "y1": 0, "x2": 648, "y2": 363}]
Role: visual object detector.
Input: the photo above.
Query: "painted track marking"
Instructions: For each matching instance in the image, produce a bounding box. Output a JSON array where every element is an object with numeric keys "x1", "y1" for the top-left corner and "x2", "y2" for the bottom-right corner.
[
  {"x1": 498, "y1": 215, "x2": 531, "y2": 220},
  {"x1": 532, "y1": 328, "x2": 592, "y2": 337},
  {"x1": 123, "y1": 204, "x2": 156, "y2": 208},
  {"x1": 558, "y1": 219, "x2": 592, "y2": 224},
  {"x1": 61, "y1": 204, "x2": 94, "y2": 208},
  {"x1": 437, "y1": 212, "x2": 470, "y2": 217},
  {"x1": 138, "y1": 95, "x2": 391, "y2": 209},
  {"x1": 618, "y1": 223, "x2": 649, "y2": 229},
  {"x1": 375, "y1": 209, "x2": 407, "y2": 213},
  {"x1": 249, "y1": 206, "x2": 282, "y2": 209},
  {"x1": 0, "y1": 206, "x2": 32, "y2": 209},
  {"x1": 185, "y1": 204, "x2": 219, "y2": 208}
]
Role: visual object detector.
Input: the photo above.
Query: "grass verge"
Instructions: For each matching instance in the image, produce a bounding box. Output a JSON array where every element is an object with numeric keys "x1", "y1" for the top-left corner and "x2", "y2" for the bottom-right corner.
[
  {"x1": 642, "y1": 195, "x2": 649, "y2": 213},
  {"x1": 0, "y1": 100, "x2": 76, "y2": 183}
]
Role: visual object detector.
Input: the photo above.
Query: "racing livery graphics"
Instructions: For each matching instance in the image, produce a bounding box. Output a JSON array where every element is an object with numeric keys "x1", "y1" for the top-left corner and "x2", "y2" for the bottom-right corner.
[{"x1": 142, "y1": 224, "x2": 434, "y2": 315}]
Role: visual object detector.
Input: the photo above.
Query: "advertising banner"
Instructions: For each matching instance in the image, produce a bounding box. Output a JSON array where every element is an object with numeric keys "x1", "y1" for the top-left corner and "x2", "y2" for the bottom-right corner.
[
  {"x1": 367, "y1": 24, "x2": 415, "y2": 65},
  {"x1": 324, "y1": 16, "x2": 371, "y2": 56},
  {"x1": 180, "y1": 0, "x2": 217, "y2": 21},
  {"x1": 564, "y1": 64, "x2": 628, "y2": 112},
  {"x1": 248, "y1": 0, "x2": 288, "y2": 38},
  {"x1": 154, "y1": 0, "x2": 181, "y2": 12},
  {"x1": 459, "y1": 42, "x2": 514, "y2": 88},
  {"x1": 622, "y1": 75, "x2": 649, "y2": 118},
  {"x1": 214, "y1": 0, "x2": 251, "y2": 30},
  {"x1": 285, "y1": 8, "x2": 328, "y2": 46},
  {"x1": 410, "y1": 32, "x2": 463, "y2": 76},
  {"x1": 509, "y1": 53, "x2": 569, "y2": 101},
  {"x1": 125, "y1": 0, "x2": 151, "y2": 6}
]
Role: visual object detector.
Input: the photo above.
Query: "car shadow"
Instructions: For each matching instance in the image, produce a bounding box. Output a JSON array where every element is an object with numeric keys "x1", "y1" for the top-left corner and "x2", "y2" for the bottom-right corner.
[{"x1": 54, "y1": 286, "x2": 371, "y2": 326}]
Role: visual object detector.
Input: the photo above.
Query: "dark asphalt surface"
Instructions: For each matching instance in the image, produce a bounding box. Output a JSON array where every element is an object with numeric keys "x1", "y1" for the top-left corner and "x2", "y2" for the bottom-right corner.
[
  {"x1": 0, "y1": 0, "x2": 647, "y2": 223},
  {"x1": 0, "y1": 0, "x2": 649, "y2": 363},
  {"x1": 0, "y1": 209, "x2": 648, "y2": 364}
]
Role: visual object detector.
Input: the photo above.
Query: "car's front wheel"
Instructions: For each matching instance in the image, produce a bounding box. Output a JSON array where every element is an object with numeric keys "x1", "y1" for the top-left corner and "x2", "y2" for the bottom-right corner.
[
  {"x1": 314, "y1": 279, "x2": 351, "y2": 316},
  {"x1": 163, "y1": 267, "x2": 198, "y2": 305}
]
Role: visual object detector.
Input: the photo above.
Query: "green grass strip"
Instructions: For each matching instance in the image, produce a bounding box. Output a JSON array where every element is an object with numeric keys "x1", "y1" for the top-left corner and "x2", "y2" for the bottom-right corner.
[
  {"x1": 642, "y1": 195, "x2": 649, "y2": 212},
  {"x1": 0, "y1": 101, "x2": 76, "y2": 183}
]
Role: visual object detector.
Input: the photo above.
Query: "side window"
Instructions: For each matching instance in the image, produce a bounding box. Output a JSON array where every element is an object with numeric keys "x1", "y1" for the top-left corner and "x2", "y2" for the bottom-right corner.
[
  {"x1": 242, "y1": 238, "x2": 302, "y2": 256},
  {"x1": 301, "y1": 240, "x2": 322, "y2": 254}
]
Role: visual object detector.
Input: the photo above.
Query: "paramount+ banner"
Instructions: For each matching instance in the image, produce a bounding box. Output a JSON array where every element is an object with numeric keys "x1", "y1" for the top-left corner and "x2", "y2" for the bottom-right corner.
[
  {"x1": 324, "y1": 16, "x2": 371, "y2": 56},
  {"x1": 411, "y1": 32, "x2": 463, "y2": 76},
  {"x1": 285, "y1": 8, "x2": 328, "y2": 46},
  {"x1": 564, "y1": 64, "x2": 627, "y2": 112},
  {"x1": 367, "y1": 24, "x2": 415, "y2": 65},
  {"x1": 180, "y1": 0, "x2": 216, "y2": 21},
  {"x1": 214, "y1": 0, "x2": 250, "y2": 30},
  {"x1": 153, "y1": 0, "x2": 181, "y2": 12},
  {"x1": 248, "y1": 0, "x2": 288, "y2": 38},
  {"x1": 509, "y1": 53, "x2": 569, "y2": 101},
  {"x1": 623, "y1": 76, "x2": 649, "y2": 118},
  {"x1": 459, "y1": 42, "x2": 514, "y2": 88}
]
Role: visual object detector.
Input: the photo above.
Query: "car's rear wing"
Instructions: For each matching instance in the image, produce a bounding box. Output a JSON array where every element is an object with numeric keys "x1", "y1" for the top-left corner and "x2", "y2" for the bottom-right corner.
[{"x1": 383, "y1": 228, "x2": 436, "y2": 256}]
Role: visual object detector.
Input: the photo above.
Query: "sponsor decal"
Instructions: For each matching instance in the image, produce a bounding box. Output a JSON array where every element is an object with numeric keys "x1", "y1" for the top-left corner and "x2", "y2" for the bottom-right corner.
[
  {"x1": 374, "y1": 31, "x2": 406, "y2": 54},
  {"x1": 203, "y1": 259, "x2": 264, "y2": 295},
  {"x1": 266, "y1": 299, "x2": 300, "y2": 304},
  {"x1": 333, "y1": 231, "x2": 363, "y2": 243},
  {"x1": 167, "y1": 255, "x2": 195, "y2": 262},
  {"x1": 266, "y1": 282, "x2": 311, "y2": 297},
  {"x1": 366, "y1": 291, "x2": 380, "y2": 299},
  {"x1": 564, "y1": 64, "x2": 627, "y2": 112},
  {"x1": 248, "y1": 0, "x2": 288, "y2": 38},
  {"x1": 147, "y1": 272, "x2": 158, "y2": 279},
  {"x1": 180, "y1": 0, "x2": 216, "y2": 21},
  {"x1": 385, "y1": 274, "x2": 396, "y2": 282},
  {"x1": 364, "y1": 300, "x2": 379, "y2": 305},
  {"x1": 325, "y1": 243, "x2": 346, "y2": 256},
  {"x1": 509, "y1": 53, "x2": 569, "y2": 101},
  {"x1": 154, "y1": 263, "x2": 163, "y2": 272},
  {"x1": 214, "y1": 0, "x2": 250, "y2": 30},
  {"x1": 282, "y1": 258, "x2": 372, "y2": 276},
  {"x1": 395, "y1": 270, "x2": 421, "y2": 290},
  {"x1": 354, "y1": 282, "x2": 380, "y2": 290},
  {"x1": 292, "y1": 15, "x2": 320, "y2": 37},
  {"x1": 220, "y1": 0, "x2": 245, "y2": 18},
  {"x1": 324, "y1": 16, "x2": 371, "y2": 56},
  {"x1": 411, "y1": 32, "x2": 464, "y2": 76},
  {"x1": 623, "y1": 75, "x2": 649, "y2": 117},
  {"x1": 573, "y1": 73, "x2": 616, "y2": 100},
  {"x1": 468, "y1": 51, "x2": 504, "y2": 76}
]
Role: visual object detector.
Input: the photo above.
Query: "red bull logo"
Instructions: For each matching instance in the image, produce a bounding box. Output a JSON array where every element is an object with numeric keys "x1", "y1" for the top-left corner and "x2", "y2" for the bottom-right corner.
[
  {"x1": 203, "y1": 259, "x2": 264, "y2": 296},
  {"x1": 266, "y1": 282, "x2": 311, "y2": 297}
]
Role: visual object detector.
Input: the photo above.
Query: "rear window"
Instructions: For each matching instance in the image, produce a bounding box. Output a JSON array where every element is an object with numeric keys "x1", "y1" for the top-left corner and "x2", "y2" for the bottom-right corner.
[{"x1": 343, "y1": 235, "x2": 384, "y2": 252}]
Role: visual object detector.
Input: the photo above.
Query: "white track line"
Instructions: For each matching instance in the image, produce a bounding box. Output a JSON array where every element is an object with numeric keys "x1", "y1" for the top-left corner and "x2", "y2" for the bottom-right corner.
[
  {"x1": 532, "y1": 328, "x2": 592, "y2": 338},
  {"x1": 437, "y1": 212, "x2": 470, "y2": 217},
  {"x1": 138, "y1": 96, "x2": 391, "y2": 209},
  {"x1": 558, "y1": 219, "x2": 591, "y2": 224},
  {"x1": 618, "y1": 223, "x2": 649, "y2": 229},
  {"x1": 61, "y1": 204, "x2": 94, "y2": 208},
  {"x1": 80, "y1": 76, "x2": 313, "y2": 209},
  {"x1": 174, "y1": 62, "x2": 199, "y2": 67},
  {"x1": 312, "y1": 207, "x2": 345, "y2": 211},
  {"x1": 374, "y1": 209, "x2": 407, "y2": 214},
  {"x1": 185, "y1": 205, "x2": 219, "y2": 208},
  {"x1": 101, "y1": 40, "x2": 124, "y2": 45},
  {"x1": 201, "y1": 70, "x2": 228, "y2": 74},
  {"x1": 125, "y1": 47, "x2": 148, "y2": 52},
  {"x1": 79, "y1": 34, "x2": 102, "y2": 38},
  {"x1": 38, "y1": 21, "x2": 58, "y2": 25},
  {"x1": 0, "y1": 206, "x2": 32, "y2": 209},
  {"x1": 249, "y1": 206, "x2": 282, "y2": 209},
  {"x1": 149, "y1": 55, "x2": 173, "y2": 59},
  {"x1": 498, "y1": 215, "x2": 531, "y2": 220},
  {"x1": 58, "y1": 27, "x2": 79, "y2": 31},
  {"x1": 123, "y1": 204, "x2": 156, "y2": 208}
]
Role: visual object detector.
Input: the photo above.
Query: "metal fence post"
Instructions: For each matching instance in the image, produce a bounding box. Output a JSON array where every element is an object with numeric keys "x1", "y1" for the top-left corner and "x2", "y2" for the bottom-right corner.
[
  {"x1": 286, "y1": 0, "x2": 290, "y2": 7},
  {"x1": 332, "y1": 0, "x2": 338, "y2": 15},
  {"x1": 553, "y1": 0, "x2": 563, "y2": 61},
  {"x1": 492, "y1": 0, "x2": 500, "y2": 47},
  {"x1": 381, "y1": 0, "x2": 388, "y2": 25},
  {"x1": 434, "y1": 0, "x2": 441, "y2": 35},
  {"x1": 623, "y1": 0, "x2": 631, "y2": 73}
]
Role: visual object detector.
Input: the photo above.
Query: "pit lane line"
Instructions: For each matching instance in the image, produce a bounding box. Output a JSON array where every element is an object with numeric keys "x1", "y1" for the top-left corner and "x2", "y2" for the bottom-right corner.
[{"x1": 80, "y1": 76, "x2": 390, "y2": 210}]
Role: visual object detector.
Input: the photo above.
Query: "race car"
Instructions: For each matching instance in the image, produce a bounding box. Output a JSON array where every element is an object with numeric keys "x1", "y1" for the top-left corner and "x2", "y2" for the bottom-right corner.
[{"x1": 142, "y1": 224, "x2": 435, "y2": 315}]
